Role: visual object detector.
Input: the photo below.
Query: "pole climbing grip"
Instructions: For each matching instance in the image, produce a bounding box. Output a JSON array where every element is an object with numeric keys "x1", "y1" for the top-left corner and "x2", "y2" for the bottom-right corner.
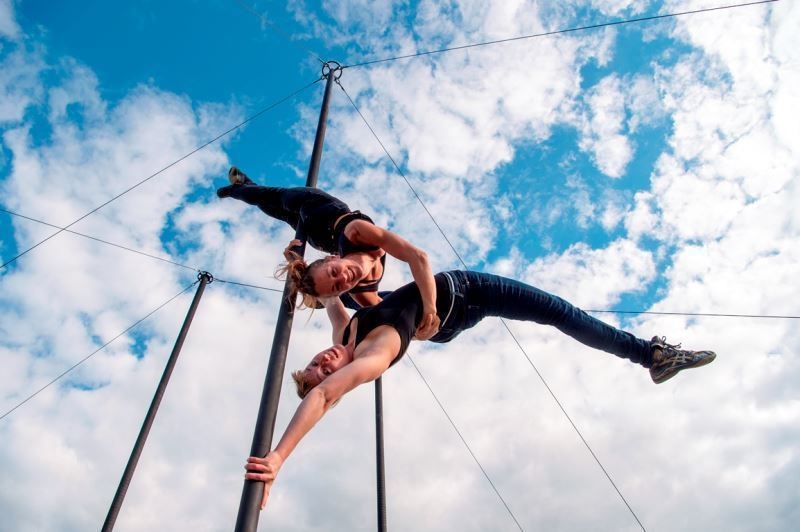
[{"x1": 321, "y1": 61, "x2": 343, "y2": 81}]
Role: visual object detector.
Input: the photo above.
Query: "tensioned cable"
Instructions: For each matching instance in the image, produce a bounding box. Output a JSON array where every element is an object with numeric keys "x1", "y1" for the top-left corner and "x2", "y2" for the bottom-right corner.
[
  {"x1": 0, "y1": 207, "x2": 198, "y2": 272},
  {"x1": 0, "y1": 76, "x2": 322, "y2": 272},
  {"x1": 335, "y1": 84, "x2": 797, "y2": 321},
  {"x1": 0, "y1": 207, "x2": 287, "y2": 294},
  {"x1": 586, "y1": 309, "x2": 799, "y2": 319},
  {"x1": 215, "y1": 278, "x2": 283, "y2": 293},
  {"x1": 0, "y1": 279, "x2": 199, "y2": 422},
  {"x1": 336, "y1": 82, "x2": 464, "y2": 264},
  {"x1": 338, "y1": 81, "x2": 646, "y2": 530},
  {"x1": 232, "y1": 0, "x2": 325, "y2": 64},
  {"x1": 5, "y1": 207, "x2": 788, "y2": 318},
  {"x1": 497, "y1": 319, "x2": 645, "y2": 530},
  {"x1": 337, "y1": 78, "x2": 526, "y2": 529},
  {"x1": 342, "y1": 0, "x2": 778, "y2": 69},
  {"x1": 406, "y1": 353, "x2": 524, "y2": 531}
]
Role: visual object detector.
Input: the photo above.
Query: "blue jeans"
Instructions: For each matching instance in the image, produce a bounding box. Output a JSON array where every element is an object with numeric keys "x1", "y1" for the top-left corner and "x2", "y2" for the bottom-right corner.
[
  {"x1": 431, "y1": 271, "x2": 652, "y2": 367},
  {"x1": 222, "y1": 184, "x2": 350, "y2": 253}
]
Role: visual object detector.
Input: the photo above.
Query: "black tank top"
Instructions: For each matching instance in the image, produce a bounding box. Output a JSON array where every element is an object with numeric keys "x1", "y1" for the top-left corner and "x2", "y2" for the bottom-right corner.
[
  {"x1": 342, "y1": 273, "x2": 453, "y2": 365},
  {"x1": 333, "y1": 211, "x2": 387, "y2": 293}
]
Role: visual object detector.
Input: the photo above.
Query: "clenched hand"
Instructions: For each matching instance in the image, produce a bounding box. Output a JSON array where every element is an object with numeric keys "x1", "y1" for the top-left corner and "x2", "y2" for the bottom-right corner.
[
  {"x1": 244, "y1": 451, "x2": 284, "y2": 510},
  {"x1": 414, "y1": 311, "x2": 441, "y2": 340}
]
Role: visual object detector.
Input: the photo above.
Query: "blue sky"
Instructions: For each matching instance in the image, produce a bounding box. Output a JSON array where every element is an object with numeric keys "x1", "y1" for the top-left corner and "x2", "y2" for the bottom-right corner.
[{"x1": 1, "y1": 1, "x2": 799, "y2": 531}]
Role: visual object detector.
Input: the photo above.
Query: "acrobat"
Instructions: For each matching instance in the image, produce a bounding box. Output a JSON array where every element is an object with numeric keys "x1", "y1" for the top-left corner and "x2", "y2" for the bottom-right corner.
[{"x1": 243, "y1": 270, "x2": 716, "y2": 508}]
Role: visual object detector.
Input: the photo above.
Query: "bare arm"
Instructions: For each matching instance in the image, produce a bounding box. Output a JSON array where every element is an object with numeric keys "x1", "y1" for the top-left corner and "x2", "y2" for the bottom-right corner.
[
  {"x1": 350, "y1": 290, "x2": 383, "y2": 308},
  {"x1": 318, "y1": 296, "x2": 351, "y2": 344},
  {"x1": 244, "y1": 327, "x2": 402, "y2": 509},
  {"x1": 345, "y1": 221, "x2": 440, "y2": 339}
]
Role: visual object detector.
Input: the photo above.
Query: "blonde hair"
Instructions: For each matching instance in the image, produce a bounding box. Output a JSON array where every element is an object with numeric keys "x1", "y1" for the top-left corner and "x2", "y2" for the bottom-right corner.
[
  {"x1": 291, "y1": 369, "x2": 315, "y2": 399},
  {"x1": 291, "y1": 368, "x2": 341, "y2": 407},
  {"x1": 275, "y1": 250, "x2": 326, "y2": 309}
]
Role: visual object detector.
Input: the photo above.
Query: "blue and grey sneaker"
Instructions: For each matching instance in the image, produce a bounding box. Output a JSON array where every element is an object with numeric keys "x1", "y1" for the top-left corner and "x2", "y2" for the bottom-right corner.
[
  {"x1": 649, "y1": 336, "x2": 716, "y2": 384},
  {"x1": 228, "y1": 166, "x2": 255, "y2": 186}
]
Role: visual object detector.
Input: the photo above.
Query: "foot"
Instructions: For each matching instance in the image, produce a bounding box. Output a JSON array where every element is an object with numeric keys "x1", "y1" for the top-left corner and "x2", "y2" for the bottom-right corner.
[
  {"x1": 216, "y1": 185, "x2": 235, "y2": 198},
  {"x1": 649, "y1": 336, "x2": 716, "y2": 384},
  {"x1": 228, "y1": 166, "x2": 255, "y2": 186}
]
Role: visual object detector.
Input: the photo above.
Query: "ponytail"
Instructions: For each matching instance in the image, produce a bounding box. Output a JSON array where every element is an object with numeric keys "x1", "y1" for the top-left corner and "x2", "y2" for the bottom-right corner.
[{"x1": 275, "y1": 250, "x2": 324, "y2": 309}]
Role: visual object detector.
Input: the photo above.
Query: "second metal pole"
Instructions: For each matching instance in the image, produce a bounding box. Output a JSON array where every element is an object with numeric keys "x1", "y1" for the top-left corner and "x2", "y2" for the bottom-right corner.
[
  {"x1": 102, "y1": 271, "x2": 212, "y2": 531},
  {"x1": 375, "y1": 377, "x2": 387, "y2": 532}
]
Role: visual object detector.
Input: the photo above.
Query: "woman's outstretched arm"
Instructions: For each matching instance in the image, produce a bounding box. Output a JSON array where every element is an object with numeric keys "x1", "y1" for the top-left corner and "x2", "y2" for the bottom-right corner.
[
  {"x1": 244, "y1": 351, "x2": 389, "y2": 509},
  {"x1": 344, "y1": 221, "x2": 440, "y2": 339}
]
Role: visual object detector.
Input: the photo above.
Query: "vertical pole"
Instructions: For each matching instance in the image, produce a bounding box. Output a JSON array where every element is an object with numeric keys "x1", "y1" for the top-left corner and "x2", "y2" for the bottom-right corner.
[
  {"x1": 375, "y1": 378, "x2": 388, "y2": 532},
  {"x1": 234, "y1": 62, "x2": 340, "y2": 532},
  {"x1": 102, "y1": 271, "x2": 212, "y2": 532}
]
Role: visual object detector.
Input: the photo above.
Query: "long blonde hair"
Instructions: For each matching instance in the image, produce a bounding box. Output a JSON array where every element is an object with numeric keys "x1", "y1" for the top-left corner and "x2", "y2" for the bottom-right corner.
[{"x1": 275, "y1": 250, "x2": 326, "y2": 309}]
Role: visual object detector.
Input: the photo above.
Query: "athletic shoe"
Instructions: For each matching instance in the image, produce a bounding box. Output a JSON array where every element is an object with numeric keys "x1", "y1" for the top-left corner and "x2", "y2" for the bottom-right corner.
[
  {"x1": 649, "y1": 336, "x2": 716, "y2": 384},
  {"x1": 228, "y1": 166, "x2": 255, "y2": 186}
]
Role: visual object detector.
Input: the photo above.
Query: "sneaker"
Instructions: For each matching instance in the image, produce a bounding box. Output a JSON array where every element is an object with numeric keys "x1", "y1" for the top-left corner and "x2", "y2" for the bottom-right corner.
[
  {"x1": 649, "y1": 336, "x2": 716, "y2": 384},
  {"x1": 228, "y1": 166, "x2": 255, "y2": 186}
]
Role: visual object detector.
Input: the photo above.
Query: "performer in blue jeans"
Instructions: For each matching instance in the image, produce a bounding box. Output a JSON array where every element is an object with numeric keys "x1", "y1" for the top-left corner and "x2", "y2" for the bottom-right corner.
[{"x1": 243, "y1": 270, "x2": 716, "y2": 508}]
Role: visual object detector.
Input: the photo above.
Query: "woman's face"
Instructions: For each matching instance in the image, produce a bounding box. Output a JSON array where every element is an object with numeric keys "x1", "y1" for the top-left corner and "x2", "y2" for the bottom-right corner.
[
  {"x1": 303, "y1": 344, "x2": 350, "y2": 387},
  {"x1": 310, "y1": 256, "x2": 364, "y2": 296}
]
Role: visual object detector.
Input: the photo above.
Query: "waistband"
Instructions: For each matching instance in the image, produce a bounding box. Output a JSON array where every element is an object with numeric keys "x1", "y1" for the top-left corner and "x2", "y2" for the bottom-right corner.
[{"x1": 430, "y1": 271, "x2": 467, "y2": 343}]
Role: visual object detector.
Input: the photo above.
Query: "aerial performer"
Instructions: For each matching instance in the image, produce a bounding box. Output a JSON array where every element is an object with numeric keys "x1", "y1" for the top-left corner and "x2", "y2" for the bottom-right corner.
[
  {"x1": 217, "y1": 166, "x2": 439, "y2": 338},
  {"x1": 243, "y1": 270, "x2": 716, "y2": 507}
]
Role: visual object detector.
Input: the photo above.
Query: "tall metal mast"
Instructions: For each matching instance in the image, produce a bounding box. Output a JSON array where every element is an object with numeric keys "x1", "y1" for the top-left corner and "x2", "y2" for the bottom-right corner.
[
  {"x1": 234, "y1": 61, "x2": 342, "y2": 532},
  {"x1": 102, "y1": 271, "x2": 213, "y2": 531}
]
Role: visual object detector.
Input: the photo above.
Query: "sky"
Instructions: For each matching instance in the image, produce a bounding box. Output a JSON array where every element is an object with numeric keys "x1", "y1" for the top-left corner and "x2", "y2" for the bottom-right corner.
[{"x1": 1, "y1": 0, "x2": 798, "y2": 530}]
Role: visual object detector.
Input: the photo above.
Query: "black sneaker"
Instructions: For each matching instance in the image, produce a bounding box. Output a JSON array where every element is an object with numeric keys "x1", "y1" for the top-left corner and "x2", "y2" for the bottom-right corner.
[
  {"x1": 228, "y1": 166, "x2": 255, "y2": 186},
  {"x1": 649, "y1": 336, "x2": 716, "y2": 384}
]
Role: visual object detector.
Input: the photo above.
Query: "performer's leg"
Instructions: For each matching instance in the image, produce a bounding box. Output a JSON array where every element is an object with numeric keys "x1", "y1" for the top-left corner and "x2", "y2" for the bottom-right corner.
[
  {"x1": 459, "y1": 271, "x2": 653, "y2": 365},
  {"x1": 217, "y1": 183, "x2": 302, "y2": 228},
  {"x1": 217, "y1": 171, "x2": 350, "y2": 253}
]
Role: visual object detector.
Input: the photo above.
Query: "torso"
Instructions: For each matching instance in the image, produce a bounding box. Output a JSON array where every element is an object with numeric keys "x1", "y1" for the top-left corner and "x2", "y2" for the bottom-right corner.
[
  {"x1": 333, "y1": 212, "x2": 387, "y2": 294},
  {"x1": 341, "y1": 273, "x2": 454, "y2": 364}
]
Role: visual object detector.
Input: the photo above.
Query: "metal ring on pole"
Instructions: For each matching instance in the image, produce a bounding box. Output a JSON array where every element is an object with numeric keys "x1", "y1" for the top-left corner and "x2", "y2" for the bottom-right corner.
[
  {"x1": 321, "y1": 61, "x2": 343, "y2": 81},
  {"x1": 197, "y1": 271, "x2": 214, "y2": 283}
]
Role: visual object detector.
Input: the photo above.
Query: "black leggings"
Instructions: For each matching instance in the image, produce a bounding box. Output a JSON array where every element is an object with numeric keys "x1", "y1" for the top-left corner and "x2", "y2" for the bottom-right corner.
[{"x1": 222, "y1": 184, "x2": 351, "y2": 253}]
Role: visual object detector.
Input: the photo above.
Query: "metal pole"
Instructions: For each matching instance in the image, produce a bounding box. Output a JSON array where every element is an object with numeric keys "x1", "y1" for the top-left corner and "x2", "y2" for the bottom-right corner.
[
  {"x1": 375, "y1": 377, "x2": 387, "y2": 532},
  {"x1": 102, "y1": 271, "x2": 213, "y2": 531},
  {"x1": 234, "y1": 61, "x2": 341, "y2": 532}
]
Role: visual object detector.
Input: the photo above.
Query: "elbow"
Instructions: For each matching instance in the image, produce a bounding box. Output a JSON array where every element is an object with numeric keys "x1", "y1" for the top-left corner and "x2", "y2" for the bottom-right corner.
[{"x1": 412, "y1": 247, "x2": 429, "y2": 265}]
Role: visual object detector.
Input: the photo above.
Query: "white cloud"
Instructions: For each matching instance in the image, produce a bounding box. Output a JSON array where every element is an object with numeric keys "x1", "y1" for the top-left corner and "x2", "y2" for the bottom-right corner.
[
  {"x1": 0, "y1": 44, "x2": 45, "y2": 124},
  {"x1": 0, "y1": 0, "x2": 20, "y2": 40},
  {"x1": 2, "y1": 1, "x2": 799, "y2": 531},
  {"x1": 577, "y1": 74, "x2": 634, "y2": 178}
]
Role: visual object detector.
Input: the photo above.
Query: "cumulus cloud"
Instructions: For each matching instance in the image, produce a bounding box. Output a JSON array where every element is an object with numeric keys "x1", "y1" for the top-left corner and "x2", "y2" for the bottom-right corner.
[
  {"x1": 577, "y1": 74, "x2": 634, "y2": 178},
  {"x1": 2, "y1": 1, "x2": 799, "y2": 531},
  {"x1": 0, "y1": 44, "x2": 45, "y2": 124},
  {"x1": 0, "y1": 0, "x2": 20, "y2": 40}
]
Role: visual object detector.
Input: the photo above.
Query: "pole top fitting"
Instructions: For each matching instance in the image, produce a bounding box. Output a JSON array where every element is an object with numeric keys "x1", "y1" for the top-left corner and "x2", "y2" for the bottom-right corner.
[
  {"x1": 197, "y1": 271, "x2": 214, "y2": 284},
  {"x1": 321, "y1": 61, "x2": 343, "y2": 81}
]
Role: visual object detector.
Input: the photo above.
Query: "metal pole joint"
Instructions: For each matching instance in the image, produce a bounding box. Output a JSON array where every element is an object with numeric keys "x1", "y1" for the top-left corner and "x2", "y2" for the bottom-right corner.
[{"x1": 321, "y1": 60, "x2": 343, "y2": 81}]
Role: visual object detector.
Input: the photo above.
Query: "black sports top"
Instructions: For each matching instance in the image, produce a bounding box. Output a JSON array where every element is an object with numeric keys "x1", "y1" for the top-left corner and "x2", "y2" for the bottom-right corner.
[
  {"x1": 333, "y1": 211, "x2": 387, "y2": 294},
  {"x1": 341, "y1": 273, "x2": 454, "y2": 365}
]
